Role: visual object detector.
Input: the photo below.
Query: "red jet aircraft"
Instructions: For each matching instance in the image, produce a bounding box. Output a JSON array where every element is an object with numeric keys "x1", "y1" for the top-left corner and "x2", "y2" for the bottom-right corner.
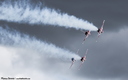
[
  {"x1": 96, "y1": 20, "x2": 105, "y2": 42},
  {"x1": 97, "y1": 20, "x2": 105, "y2": 37},
  {"x1": 78, "y1": 49, "x2": 88, "y2": 69},
  {"x1": 82, "y1": 31, "x2": 91, "y2": 44}
]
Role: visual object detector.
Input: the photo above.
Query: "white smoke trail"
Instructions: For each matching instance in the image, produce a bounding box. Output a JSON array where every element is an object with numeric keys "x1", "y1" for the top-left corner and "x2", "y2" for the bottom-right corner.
[
  {"x1": 0, "y1": 27, "x2": 81, "y2": 61},
  {"x1": 0, "y1": 0, "x2": 98, "y2": 31}
]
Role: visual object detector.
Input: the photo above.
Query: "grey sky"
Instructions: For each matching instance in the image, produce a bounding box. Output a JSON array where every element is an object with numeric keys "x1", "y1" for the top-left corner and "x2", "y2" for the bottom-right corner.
[{"x1": 0, "y1": 0, "x2": 128, "y2": 80}]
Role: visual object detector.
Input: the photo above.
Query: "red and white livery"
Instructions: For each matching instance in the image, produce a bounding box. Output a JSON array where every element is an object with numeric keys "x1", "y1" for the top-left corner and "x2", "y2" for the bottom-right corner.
[
  {"x1": 82, "y1": 31, "x2": 91, "y2": 44},
  {"x1": 97, "y1": 20, "x2": 105, "y2": 37},
  {"x1": 78, "y1": 49, "x2": 88, "y2": 69},
  {"x1": 96, "y1": 20, "x2": 105, "y2": 42}
]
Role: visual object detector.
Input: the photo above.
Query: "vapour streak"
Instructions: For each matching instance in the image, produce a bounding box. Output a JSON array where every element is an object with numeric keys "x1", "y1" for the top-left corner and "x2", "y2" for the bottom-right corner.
[
  {"x1": 0, "y1": 0, "x2": 98, "y2": 31},
  {"x1": 0, "y1": 27, "x2": 81, "y2": 61}
]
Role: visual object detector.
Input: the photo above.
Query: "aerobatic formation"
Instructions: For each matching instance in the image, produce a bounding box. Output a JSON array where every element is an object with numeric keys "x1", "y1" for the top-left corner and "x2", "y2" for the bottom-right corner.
[
  {"x1": 0, "y1": 0, "x2": 105, "y2": 71},
  {"x1": 70, "y1": 20, "x2": 105, "y2": 69}
]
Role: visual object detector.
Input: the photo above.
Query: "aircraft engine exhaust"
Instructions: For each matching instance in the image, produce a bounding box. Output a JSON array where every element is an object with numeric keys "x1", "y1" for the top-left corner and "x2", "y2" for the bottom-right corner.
[
  {"x1": 0, "y1": 27, "x2": 81, "y2": 61},
  {"x1": 0, "y1": 0, "x2": 98, "y2": 31}
]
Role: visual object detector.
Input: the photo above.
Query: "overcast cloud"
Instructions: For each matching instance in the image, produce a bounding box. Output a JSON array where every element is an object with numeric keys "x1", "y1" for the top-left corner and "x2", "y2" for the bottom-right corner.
[{"x1": 0, "y1": 0, "x2": 128, "y2": 80}]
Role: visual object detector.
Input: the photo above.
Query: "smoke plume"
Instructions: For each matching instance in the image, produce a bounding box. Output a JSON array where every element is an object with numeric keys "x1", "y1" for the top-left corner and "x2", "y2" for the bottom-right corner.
[
  {"x1": 0, "y1": 27, "x2": 81, "y2": 61},
  {"x1": 0, "y1": 0, "x2": 98, "y2": 31}
]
